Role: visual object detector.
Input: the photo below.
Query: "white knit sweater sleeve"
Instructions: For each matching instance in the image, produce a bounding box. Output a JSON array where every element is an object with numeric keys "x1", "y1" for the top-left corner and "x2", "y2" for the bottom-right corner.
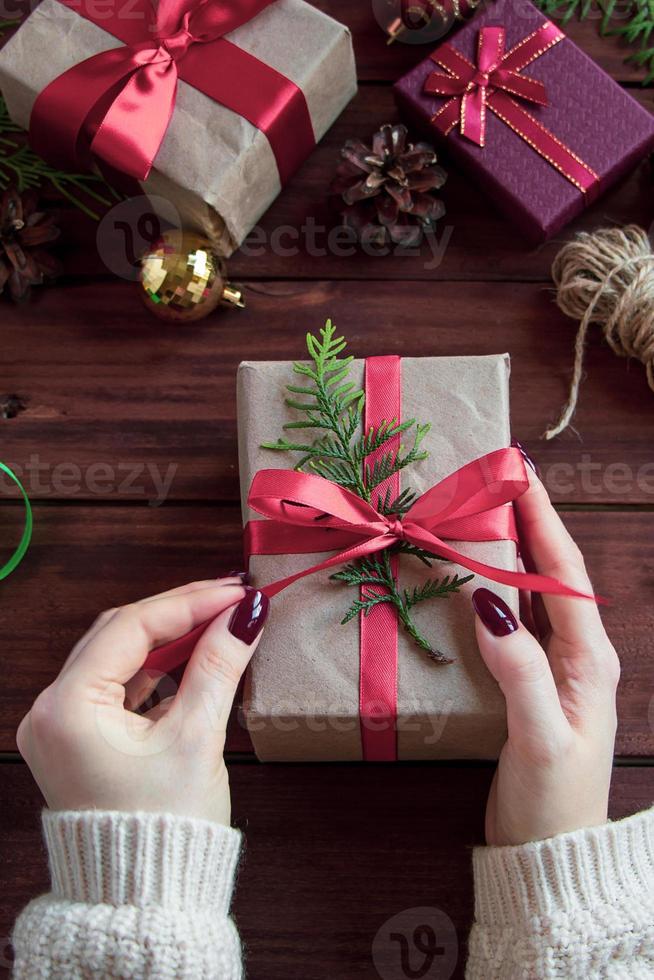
[
  {"x1": 12, "y1": 809, "x2": 243, "y2": 979},
  {"x1": 467, "y1": 805, "x2": 654, "y2": 979}
]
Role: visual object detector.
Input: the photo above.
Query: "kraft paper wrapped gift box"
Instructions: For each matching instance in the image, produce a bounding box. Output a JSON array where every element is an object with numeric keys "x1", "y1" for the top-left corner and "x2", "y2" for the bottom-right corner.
[
  {"x1": 238, "y1": 354, "x2": 517, "y2": 762},
  {"x1": 0, "y1": 0, "x2": 357, "y2": 254},
  {"x1": 393, "y1": 0, "x2": 654, "y2": 243}
]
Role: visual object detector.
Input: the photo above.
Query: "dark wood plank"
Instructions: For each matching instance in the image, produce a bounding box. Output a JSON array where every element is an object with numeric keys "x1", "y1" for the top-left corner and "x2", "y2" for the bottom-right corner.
[
  {"x1": 0, "y1": 762, "x2": 651, "y2": 979},
  {"x1": 0, "y1": 0, "x2": 649, "y2": 84},
  {"x1": 2, "y1": 280, "x2": 654, "y2": 504},
  {"x1": 311, "y1": 0, "x2": 653, "y2": 84},
  {"x1": 0, "y1": 504, "x2": 651, "y2": 755},
  {"x1": 0, "y1": 5, "x2": 651, "y2": 978},
  {"x1": 0, "y1": 504, "x2": 250, "y2": 753},
  {"x1": 52, "y1": 85, "x2": 654, "y2": 283}
]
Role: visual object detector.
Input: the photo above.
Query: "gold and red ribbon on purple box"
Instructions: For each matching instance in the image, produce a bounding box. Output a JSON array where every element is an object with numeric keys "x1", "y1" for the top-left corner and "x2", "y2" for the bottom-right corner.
[
  {"x1": 28, "y1": 0, "x2": 315, "y2": 185},
  {"x1": 147, "y1": 356, "x2": 597, "y2": 762},
  {"x1": 424, "y1": 21, "x2": 600, "y2": 199}
]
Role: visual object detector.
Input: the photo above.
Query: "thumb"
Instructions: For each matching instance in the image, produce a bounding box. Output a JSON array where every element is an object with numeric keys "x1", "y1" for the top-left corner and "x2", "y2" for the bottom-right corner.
[
  {"x1": 472, "y1": 588, "x2": 568, "y2": 748},
  {"x1": 171, "y1": 588, "x2": 269, "y2": 740}
]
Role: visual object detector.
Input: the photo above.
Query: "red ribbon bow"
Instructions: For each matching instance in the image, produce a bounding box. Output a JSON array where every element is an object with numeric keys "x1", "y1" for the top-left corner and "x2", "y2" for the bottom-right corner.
[
  {"x1": 29, "y1": 0, "x2": 315, "y2": 184},
  {"x1": 245, "y1": 450, "x2": 593, "y2": 600},
  {"x1": 145, "y1": 447, "x2": 595, "y2": 679},
  {"x1": 424, "y1": 25, "x2": 548, "y2": 146}
]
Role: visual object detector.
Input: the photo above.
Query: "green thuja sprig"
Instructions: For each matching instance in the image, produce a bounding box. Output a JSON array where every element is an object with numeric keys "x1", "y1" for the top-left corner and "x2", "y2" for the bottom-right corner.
[
  {"x1": 534, "y1": 0, "x2": 654, "y2": 84},
  {"x1": 0, "y1": 57, "x2": 119, "y2": 218},
  {"x1": 0, "y1": 18, "x2": 118, "y2": 216},
  {"x1": 261, "y1": 320, "x2": 473, "y2": 662}
]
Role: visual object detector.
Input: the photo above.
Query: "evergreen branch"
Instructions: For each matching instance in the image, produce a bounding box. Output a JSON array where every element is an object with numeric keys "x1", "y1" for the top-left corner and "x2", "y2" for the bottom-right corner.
[
  {"x1": 403, "y1": 573, "x2": 474, "y2": 609},
  {"x1": 340, "y1": 591, "x2": 395, "y2": 624},
  {"x1": 375, "y1": 486, "x2": 417, "y2": 516},
  {"x1": 0, "y1": 95, "x2": 119, "y2": 218},
  {"x1": 333, "y1": 552, "x2": 462, "y2": 662},
  {"x1": 396, "y1": 543, "x2": 449, "y2": 566},
  {"x1": 0, "y1": 96, "x2": 21, "y2": 135},
  {"x1": 308, "y1": 457, "x2": 361, "y2": 491},
  {"x1": 533, "y1": 0, "x2": 654, "y2": 83},
  {"x1": 331, "y1": 555, "x2": 390, "y2": 587},
  {"x1": 262, "y1": 320, "x2": 473, "y2": 662},
  {"x1": 363, "y1": 424, "x2": 430, "y2": 492},
  {"x1": 352, "y1": 418, "x2": 415, "y2": 463}
]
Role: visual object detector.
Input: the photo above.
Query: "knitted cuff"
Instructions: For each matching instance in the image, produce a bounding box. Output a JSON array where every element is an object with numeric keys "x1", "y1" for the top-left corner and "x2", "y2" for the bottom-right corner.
[
  {"x1": 42, "y1": 809, "x2": 241, "y2": 913},
  {"x1": 473, "y1": 806, "x2": 654, "y2": 928}
]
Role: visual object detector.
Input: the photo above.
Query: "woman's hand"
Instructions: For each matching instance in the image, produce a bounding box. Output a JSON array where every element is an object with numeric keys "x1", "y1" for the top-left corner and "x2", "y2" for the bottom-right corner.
[
  {"x1": 16, "y1": 577, "x2": 269, "y2": 827},
  {"x1": 473, "y1": 468, "x2": 620, "y2": 846}
]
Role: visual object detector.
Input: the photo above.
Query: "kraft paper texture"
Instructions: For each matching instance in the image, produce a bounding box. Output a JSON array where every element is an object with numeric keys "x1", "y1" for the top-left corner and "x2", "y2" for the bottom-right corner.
[
  {"x1": 0, "y1": 0, "x2": 357, "y2": 254},
  {"x1": 237, "y1": 354, "x2": 517, "y2": 761}
]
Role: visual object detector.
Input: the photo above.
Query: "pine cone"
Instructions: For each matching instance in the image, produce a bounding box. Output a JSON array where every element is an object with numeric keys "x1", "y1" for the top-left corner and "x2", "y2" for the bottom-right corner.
[
  {"x1": 0, "y1": 186, "x2": 61, "y2": 302},
  {"x1": 330, "y1": 123, "x2": 447, "y2": 247}
]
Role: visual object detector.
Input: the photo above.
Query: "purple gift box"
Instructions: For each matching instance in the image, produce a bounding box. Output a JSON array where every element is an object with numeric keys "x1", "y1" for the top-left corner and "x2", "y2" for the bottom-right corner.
[{"x1": 393, "y1": 0, "x2": 654, "y2": 242}]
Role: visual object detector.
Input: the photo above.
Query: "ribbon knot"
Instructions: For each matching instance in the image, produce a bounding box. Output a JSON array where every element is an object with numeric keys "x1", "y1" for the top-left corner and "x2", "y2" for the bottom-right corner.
[
  {"x1": 158, "y1": 22, "x2": 195, "y2": 61},
  {"x1": 424, "y1": 24, "x2": 553, "y2": 147},
  {"x1": 387, "y1": 518, "x2": 405, "y2": 540}
]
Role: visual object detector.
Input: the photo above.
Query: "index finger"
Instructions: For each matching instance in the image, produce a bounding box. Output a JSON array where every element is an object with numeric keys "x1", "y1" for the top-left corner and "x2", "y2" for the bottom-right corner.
[
  {"x1": 64, "y1": 585, "x2": 246, "y2": 690},
  {"x1": 514, "y1": 468, "x2": 607, "y2": 647},
  {"x1": 61, "y1": 577, "x2": 244, "y2": 677}
]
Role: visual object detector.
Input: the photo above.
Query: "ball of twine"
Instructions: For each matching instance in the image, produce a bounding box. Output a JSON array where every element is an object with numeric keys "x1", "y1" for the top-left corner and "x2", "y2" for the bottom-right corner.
[{"x1": 545, "y1": 224, "x2": 654, "y2": 440}]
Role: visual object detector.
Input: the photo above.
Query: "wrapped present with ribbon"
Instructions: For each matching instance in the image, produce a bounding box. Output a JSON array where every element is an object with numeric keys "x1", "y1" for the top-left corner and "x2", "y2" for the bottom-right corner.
[
  {"x1": 0, "y1": 0, "x2": 357, "y2": 253},
  {"x1": 147, "y1": 348, "x2": 594, "y2": 762},
  {"x1": 393, "y1": 0, "x2": 654, "y2": 242}
]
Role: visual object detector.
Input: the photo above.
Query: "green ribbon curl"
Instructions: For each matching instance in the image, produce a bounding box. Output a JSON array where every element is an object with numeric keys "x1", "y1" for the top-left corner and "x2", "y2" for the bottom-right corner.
[{"x1": 0, "y1": 461, "x2": 32, "y2": 580}]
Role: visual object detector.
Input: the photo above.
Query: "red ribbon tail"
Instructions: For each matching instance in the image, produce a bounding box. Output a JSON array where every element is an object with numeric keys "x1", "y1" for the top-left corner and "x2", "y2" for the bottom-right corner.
[
  {"x1": 494, "y1": 68, "x2": 548, "y2": 106},
  {"x1": 260, "y1": 535, "x2": 394, "y2": 599},
  {"x1": 460, "y1": 86, "x2": 486, "y2": 146},
  {"x1": 403, "y1": 525, "x2": 603, "y2": 602},
  {"x1": 30, "y1": 46, "x2": 150, "y2": 173},
  {"x1": 423, "y1": 73, "x2": 466, "y2": 98},
  {"x1": 91, "y1": 58, "x2": 179, "y2": 180},
  {"x1": 145, "y1": 620, "x2": 211, "y2": 675}
]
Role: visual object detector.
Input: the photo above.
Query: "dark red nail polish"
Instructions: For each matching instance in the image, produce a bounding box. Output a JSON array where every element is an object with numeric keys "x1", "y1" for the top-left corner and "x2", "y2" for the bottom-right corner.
[
  {"x1": 228, "y1": 589, "x2": 269, "y2": 645},
  {"x1": 227, "y1": 569, "x2": 250, "y2": 584},
  {"x1": 511, "y1": 438, "x2": 539, "y2": 476},
  {"x1": 472, "y1": 588, "x2": 518, "y2": 637}
]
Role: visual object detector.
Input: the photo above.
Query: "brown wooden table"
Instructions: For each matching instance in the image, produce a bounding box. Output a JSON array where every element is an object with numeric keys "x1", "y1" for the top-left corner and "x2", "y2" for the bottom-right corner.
[{"x1": 1, "y1": 4, "x2": 653, "y2": 978}]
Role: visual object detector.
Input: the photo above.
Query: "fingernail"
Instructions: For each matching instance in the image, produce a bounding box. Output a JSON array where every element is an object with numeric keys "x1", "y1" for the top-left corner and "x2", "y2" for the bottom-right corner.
[
  {"x1": 511, "y1": 438, "x2": 539, "y2": 476},
  {"x1": 226, "y1": 569, "x2": 250, "y2": 584},
  {"x1": 472, "y1": 588, "x2": 518, "y2": 637},
  {"x1": 228, "y1": 588, "x2": 269, "y2": 645}
]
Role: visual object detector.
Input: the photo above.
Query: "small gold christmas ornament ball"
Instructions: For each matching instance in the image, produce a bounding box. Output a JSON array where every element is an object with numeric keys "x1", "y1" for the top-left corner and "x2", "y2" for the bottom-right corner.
[{"x1": 139, "y1": 231, "x2": 245, "y2": 322}]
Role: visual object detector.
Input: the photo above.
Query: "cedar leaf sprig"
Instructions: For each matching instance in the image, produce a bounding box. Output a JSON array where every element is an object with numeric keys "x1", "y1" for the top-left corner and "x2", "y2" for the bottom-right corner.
[
  {"x1": 534, "y1": 0, "x2": 654, "y2": 84},
  {"x1": 0, "y1": 20, "x2": 119, "y2": 220},
  {"x1": 262, "y1": 320, "x2": 473, "y2": 662},
  {"x1": 0, "y1": 18, "x2": 118, "y2": 216}
]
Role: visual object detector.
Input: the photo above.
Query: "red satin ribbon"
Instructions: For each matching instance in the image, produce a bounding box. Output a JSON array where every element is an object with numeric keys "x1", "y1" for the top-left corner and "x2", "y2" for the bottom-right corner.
[
  {"x1": 424, "y1": 22, "x2": 599, "y2": 197},
  {"x1": 244, "y1": 451, "x2": 594, "y2": 601},
  {"x1": 29, "y1": 0, "x2": 315, "y2": 184},
  {"x1": 358, "y1": 356, "x2": 401, "y2": 760}
]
